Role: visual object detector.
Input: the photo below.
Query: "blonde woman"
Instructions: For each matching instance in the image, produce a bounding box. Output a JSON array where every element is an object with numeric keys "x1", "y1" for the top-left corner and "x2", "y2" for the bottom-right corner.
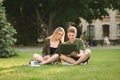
[{"x1": 33, "y1": 27, "x2": 65, "y2": 64}]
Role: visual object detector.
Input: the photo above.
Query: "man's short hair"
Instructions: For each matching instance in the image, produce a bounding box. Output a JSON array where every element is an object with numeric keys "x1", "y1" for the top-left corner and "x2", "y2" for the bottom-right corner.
[{"x1": 67, "y1": 26, "x2": 77, "y2": 34}]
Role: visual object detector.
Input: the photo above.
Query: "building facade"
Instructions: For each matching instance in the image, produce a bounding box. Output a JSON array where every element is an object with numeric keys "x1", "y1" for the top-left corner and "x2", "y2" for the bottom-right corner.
[{"x1": 80, "y1": 10, "x2": 120, "y2": 42}]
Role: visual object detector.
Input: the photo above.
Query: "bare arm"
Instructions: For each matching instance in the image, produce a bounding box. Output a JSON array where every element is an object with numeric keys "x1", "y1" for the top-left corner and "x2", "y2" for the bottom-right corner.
[{"x1": 77, "y1": 50, "x2": 84, "y2": 57}]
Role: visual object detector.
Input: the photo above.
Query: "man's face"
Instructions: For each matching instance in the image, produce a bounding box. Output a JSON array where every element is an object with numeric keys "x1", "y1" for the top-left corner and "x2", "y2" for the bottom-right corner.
[{"x1": 67, "y1": 32, "x2": 76, "y2": 42}]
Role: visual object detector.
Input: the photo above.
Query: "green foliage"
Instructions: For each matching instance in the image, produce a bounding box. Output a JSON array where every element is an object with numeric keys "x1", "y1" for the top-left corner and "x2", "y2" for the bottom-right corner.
[
  {"x1": 0, "y1": 2, "x2": 17, "y2": 58},
  {"x1": 3, "y1": 0, "x2": 120, "y2": 45},
  {"x1": 3, "y1": 0, "x2": 43, "y2": 45}
]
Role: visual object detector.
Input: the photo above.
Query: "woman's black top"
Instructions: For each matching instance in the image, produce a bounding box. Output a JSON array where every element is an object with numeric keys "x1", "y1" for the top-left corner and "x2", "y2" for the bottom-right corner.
[{"x1": 50, "y1": 47, "x2": 57, "y2": 55}]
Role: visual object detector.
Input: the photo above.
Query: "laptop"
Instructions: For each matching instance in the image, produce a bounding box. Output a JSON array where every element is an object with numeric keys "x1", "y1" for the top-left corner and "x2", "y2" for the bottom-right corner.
[{"x1": 59, "y1": 43, "x2": 77, "y2": 55}]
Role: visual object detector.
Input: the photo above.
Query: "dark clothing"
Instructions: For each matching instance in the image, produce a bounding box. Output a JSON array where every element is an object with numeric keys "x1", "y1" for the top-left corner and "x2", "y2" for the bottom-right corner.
[
  {"x1": 42, "y1": 38, "x2": 61, "y2": 57},
  {"x1": 50, "y1": 47, "x2": 57, "y2": 55}
]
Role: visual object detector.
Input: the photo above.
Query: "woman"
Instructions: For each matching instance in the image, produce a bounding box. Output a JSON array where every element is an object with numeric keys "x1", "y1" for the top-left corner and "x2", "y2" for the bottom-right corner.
[{"x1": 33, "y1": 27, "x2": 65, "y2": 64}]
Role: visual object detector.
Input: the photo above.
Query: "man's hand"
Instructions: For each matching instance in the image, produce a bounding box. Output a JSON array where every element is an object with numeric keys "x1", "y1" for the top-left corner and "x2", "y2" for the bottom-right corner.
[{"x1": 71, "y1": 51, "x2": 78, "y2": 57}]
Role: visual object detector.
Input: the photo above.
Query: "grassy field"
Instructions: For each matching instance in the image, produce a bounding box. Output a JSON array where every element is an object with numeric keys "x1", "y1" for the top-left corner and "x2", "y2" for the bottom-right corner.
[{"x1": 0, "y1": 48, "x2": 120, "y2": 80}]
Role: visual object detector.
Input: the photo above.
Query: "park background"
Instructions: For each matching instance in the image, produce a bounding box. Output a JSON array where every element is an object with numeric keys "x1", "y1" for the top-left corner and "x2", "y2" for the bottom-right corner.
[{"x1": 0, "y1": 0, "x2": 120, "y2": 80}]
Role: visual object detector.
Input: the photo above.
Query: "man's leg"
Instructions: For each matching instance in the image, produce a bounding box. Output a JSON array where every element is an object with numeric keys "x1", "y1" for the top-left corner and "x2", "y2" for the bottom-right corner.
[
  {"x1": 60, "y1": 54, "x2": 76, "y2": 64},
  {"x1": 74, "y1": 49, "x2": 91, "y2": 65}
]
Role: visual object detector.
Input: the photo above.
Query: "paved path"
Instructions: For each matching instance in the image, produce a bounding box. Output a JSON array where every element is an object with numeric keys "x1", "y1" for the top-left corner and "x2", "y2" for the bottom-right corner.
[
  {"x1": 16, "y1": 47, "x2": 42, "y2": 52},
  {"x1": 16, "y1": 45, "x2": 120, "y2": 52}
]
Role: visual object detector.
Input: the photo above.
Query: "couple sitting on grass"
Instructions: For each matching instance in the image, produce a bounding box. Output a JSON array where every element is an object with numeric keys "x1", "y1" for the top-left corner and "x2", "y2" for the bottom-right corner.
[{"x1": 33, "y1": 26, "x2": 91, "y2": 65}]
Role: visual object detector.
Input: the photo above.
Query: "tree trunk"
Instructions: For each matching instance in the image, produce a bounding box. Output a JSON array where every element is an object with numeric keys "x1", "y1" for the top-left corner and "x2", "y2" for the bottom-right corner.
[
  {"x1": 35, "y1": 7, "x2": 48, "y2": 41},
  {"x1": 47, "y1": 11, "x2": 56, "y2": 36}
]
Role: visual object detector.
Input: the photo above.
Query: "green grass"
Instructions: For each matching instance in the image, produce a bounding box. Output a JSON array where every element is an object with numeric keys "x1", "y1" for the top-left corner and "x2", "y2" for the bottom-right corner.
[{"x1": 0, "y1": 49, "x2": 120, "y2": 80}]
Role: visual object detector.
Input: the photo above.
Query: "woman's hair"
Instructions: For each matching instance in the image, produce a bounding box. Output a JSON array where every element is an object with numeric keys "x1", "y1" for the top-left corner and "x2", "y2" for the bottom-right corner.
[
  {"x1": 49, "y1": 27, "x2": 65, "y2": 43},
  {"x1": 67, "y1": 26, "x2": 77, "y2": 34}
]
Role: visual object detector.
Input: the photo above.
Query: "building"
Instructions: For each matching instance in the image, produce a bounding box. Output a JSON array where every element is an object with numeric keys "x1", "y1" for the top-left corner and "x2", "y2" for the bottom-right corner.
[{"x1": 80, "y1": 9, "x2": 120, "y2": 44}]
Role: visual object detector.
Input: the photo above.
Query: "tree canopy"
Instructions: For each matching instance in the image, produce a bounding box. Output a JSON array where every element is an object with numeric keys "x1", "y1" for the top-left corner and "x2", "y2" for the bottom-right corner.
[{"x1": 3, "y1": 0, "x2": 120, "y2": 45}]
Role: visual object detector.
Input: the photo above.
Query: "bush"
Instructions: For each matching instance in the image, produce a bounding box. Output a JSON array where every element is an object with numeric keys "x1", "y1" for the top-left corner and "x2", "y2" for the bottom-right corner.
[{"x1": 0, "y1": 2, "x2": 17, "y2": 58}]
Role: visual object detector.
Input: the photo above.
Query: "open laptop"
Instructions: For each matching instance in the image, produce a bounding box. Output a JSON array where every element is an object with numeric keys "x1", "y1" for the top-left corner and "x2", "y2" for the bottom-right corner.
[{"x1": 59, "y1": 43, "x2": 77, "y2": 55}]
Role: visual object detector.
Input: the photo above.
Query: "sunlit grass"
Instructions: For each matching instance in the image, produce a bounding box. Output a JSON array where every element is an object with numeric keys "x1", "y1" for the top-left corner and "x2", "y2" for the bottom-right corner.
[{"x1": 0, "y1": 49, "x2": 120, "y2": 80}]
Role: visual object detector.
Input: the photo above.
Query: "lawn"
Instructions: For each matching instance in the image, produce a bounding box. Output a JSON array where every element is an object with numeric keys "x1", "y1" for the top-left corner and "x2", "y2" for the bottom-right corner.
[{"x1": 0, "y1": 48, "x2": 120, "y2": 80}]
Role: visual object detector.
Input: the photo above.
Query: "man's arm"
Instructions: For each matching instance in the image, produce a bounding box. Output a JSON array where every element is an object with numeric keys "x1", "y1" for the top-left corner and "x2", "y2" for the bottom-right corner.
[{"x1": 77, "y1": 50, "x2": 84, "y2": 57}]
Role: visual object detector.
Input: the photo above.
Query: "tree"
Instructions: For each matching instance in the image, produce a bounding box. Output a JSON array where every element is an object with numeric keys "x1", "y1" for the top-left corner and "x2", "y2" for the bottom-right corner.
[
  {"x1": 0, "y1": 2, "x2": 17, "y2": 58},
  {"x1": 3, "y1": 0, "x2": 120, "y2": 45}
]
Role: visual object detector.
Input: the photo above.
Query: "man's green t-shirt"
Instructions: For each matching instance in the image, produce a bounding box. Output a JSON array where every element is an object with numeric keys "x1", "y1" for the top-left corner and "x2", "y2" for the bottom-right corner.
[{"x1": 65, "y1": 38, "x2": 85, "y2": 52}]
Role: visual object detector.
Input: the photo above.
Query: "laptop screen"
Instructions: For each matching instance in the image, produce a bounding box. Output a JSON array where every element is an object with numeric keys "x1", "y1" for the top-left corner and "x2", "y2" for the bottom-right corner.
[{"x1": 59, "y1": 43, "x2": 77, "y2": 54}]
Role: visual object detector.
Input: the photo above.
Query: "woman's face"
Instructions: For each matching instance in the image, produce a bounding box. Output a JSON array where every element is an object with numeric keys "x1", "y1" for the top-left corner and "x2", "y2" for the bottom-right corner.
[{"x1": 55, "y1": 31, "x2": 63, "y2": 40}]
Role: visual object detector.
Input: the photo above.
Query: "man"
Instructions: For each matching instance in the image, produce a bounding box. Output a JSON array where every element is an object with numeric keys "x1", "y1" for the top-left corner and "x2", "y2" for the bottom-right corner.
[{"x1": 60, "y1": 26, "x2": 91, "y2": 65}]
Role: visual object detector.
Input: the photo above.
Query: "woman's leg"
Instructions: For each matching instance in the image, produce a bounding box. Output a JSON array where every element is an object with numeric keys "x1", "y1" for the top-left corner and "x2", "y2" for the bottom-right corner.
[
  {"x1": 40, "y1": 54, "x2": 59, "y2": 64},
  {"x1": 33, "y1": 53, "x2": 44, "y2": 62}
]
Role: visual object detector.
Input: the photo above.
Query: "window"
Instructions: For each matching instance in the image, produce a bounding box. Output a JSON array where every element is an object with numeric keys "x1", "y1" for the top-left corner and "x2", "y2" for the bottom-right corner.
[
  {"x1": 102, "y1": 24, "x2": 110, "y2": 37},
  {"x1": 87, "y1": 25, "x2": 95, "y2": 39},
  {"x1": 117, "y1": 24, "x2": 120, "y2": 36},
  {"x1": 116, "y1": 10, "x2": 120, "y2": 15}
]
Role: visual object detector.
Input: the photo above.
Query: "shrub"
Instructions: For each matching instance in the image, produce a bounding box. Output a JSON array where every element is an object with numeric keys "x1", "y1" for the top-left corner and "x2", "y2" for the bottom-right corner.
[{"x1": 0, "y1": 2, "x2": 17, "y2": 58}]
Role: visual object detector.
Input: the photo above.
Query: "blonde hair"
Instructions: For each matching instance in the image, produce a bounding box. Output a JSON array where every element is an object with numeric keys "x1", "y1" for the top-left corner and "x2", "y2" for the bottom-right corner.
[
  {"x1": 67, "y1": 26, "x2": 77, "y2": 34},
  {"x1": 49, "y1": 27, "x2": 65, "y2": 43}
]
